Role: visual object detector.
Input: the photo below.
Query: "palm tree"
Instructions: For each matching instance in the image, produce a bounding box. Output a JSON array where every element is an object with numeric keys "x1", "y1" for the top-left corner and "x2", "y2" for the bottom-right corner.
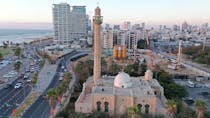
[
  {"x1": 0, "y1": 52, "x2": 3, "y2": 60},
  {"x1": 14, "y1": 47, "x2": 21, "y2": 58},
  {"x1": 46, "y1": 89, "x2": 57, "y2": 117},
  {"x1": 166, "y1": 100, "x2": 177, "y2": 118},
  {"x1": 13, "y1": 61, "x2": 22, "y2": 72},
  {"x1": 128, "y1": 106, "x2": 139, "y2": 118},
  {"x1": 194, "y1": 99, "x2": 207, "y2": 118},
  {"x1": 64, "y1": 72, "x2": 72, "y2": 81}
]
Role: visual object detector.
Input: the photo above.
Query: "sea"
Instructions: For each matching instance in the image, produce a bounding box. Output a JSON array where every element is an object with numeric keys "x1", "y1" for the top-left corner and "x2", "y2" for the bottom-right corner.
[{"x1": 0, "y1": 29, "x2": 53, "y2": 46}]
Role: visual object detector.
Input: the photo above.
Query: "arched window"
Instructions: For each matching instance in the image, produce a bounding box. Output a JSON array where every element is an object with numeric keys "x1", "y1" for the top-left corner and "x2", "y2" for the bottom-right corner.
[
  {"x1": 96, "y1": 101, "x2": 101, "y2": 111},
  {"x1": 145, "y1": 104, "x2": 150, "y2": 114},
  {"x1": 137, "y1": 104, "x2": 142, "y2": 114},
  {"x1": 104, "y1": 102, "x2": 109, "y2": 112}
]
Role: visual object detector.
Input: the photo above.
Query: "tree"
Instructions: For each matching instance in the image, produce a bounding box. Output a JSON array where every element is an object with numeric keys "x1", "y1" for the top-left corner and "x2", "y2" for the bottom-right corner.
[
  {"x1": 194, "y1": 99, "x2": 208, "y2": 118},
  {"x1": 166, "y1": 100, "x2": 177, "y2": 118},
  {"x1": 0, "y1": 52, "x2": 3, "y2": 60},
  {"x1": 14, "y1": 47, "x2": 22, "y2": 57},
  {"x1": 13, "y1": 61, "x2": 22, "y2": 71},
  {"x1": 109, "y1": 63, "x2": 120, "y2": 75},
  {"x1": 127, "y1": 106, "x2": 139, "y2": 118},
  {"x1": 101, "y1": 57, "x2": 107, "y2": 75},
  {"x1": 64, "y1": 72, "x2": 72, "y2": 81},
  {"x1": 46, "y1": 88, "x2": 57, "y2": 117}
]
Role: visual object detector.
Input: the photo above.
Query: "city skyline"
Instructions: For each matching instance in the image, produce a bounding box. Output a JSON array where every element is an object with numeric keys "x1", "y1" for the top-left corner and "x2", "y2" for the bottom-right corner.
[{"x1": 0, "y1": 0, "x2": 210, "y2": 29}]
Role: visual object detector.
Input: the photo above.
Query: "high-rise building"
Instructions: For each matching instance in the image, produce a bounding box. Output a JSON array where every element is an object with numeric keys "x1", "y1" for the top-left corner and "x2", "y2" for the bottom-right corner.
[
  {"x1": 127, "y1": 31, "x2": 137, "y2": 50},
  {"x1": 103, "y1": 30, "x2": 113, "y2": 49},
  {"x1": 52, "y1": 3, "x2": 87, "y2": 45},
  {"x1": 70, "y1": 6, "x2": 87, "y2": 39},
  {"x1": 52, "y1": 3, "x2": 71, "y2": 45},
  {"x1": 113, "y1": 25, "x2": 120, "y2": 30},
  {"x1": 93, "y1": 6, "x2": 103, "y2": 84},
  {"x1": 121, "y1": 21, "x2": 131, "y2": 30}
]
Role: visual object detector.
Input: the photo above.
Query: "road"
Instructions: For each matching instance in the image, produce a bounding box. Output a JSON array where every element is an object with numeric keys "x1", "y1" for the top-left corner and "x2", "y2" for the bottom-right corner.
[
  {"x1": 21, "y1": 51, "x2": 87, "y2": 118},
  {"x1": 0, "y1": 82, "x2": 32, "y2": 118},
  {"x1": 0, "y1": 43, "x2": 47, "y2": 118}
]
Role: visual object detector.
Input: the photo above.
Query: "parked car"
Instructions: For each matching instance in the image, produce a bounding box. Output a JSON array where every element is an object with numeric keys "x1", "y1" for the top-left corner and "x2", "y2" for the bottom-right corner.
[
  {"x1": 26, "y1": 78, "x2": 32, "y2": 83},
  {"x1": 30, "y1": 68, "x2": 35, "y2": 73},
  {"x1": 19, "y1": 73, "x2": 24, "y2": 78},
  {"x1": 14, "y1": 82, "x2": 22, "y2": 89}
]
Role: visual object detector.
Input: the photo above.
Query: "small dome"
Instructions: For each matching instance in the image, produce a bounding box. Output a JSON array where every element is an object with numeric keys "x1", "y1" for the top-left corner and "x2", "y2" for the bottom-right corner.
[
  {"x1": 114, "y1": 72, "x2": 132, "y2": 88},
  {"x1": 145, "y1": 69, "x2": 153, "y2": 80}
]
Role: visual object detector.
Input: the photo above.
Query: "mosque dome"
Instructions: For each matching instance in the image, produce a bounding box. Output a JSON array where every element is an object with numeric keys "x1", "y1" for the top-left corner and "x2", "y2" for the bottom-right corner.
[{"x1": 114, "y1": 72, "x2": 132, "y2": 88}]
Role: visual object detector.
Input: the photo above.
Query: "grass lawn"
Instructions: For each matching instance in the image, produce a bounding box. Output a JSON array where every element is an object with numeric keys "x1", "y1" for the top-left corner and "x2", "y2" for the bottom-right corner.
[{"x1": 0, "y1": 48, "x2": 13, "y2": 56}]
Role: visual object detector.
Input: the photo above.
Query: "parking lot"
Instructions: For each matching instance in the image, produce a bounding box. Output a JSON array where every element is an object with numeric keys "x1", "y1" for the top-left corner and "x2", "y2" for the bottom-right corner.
[{"x1": 174, "y1": 79, "x2": 210, "y2": 111}]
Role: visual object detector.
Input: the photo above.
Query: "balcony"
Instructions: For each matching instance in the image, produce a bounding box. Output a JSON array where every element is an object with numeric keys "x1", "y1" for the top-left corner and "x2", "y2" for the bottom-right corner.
[{"x1": 93, "y1": 16, "x2": 103, "y2": 24}]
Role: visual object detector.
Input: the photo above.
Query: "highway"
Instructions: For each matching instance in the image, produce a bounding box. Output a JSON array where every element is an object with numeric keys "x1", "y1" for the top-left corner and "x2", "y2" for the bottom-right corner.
[
  {"x1": 21, "y1": 51, "x2": 88, "y2": 118},
  {"x1": 0, "y1": 43, "x2": 46, "y2": 118}
]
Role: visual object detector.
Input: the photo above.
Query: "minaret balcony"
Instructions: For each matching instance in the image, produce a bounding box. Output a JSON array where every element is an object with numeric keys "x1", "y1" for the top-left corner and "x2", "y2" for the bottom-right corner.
[{"x1": 93, "y1": 16, "x2": 103, "y2": 24}]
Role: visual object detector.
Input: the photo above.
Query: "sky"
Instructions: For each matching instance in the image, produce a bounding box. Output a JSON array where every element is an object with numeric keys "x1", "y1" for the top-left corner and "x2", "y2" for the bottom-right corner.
[{"x1": 0, "y1": 0, "x2": 210, "y2": 29}]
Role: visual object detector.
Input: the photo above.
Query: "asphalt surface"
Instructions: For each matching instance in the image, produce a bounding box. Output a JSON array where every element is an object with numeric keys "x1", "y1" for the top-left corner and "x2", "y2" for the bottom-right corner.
[
  {"x1": 0, "y1": 45, "x2": 42, "y2": 118},
  {"x1": 21, "y1": 51, "x2": 88, "y2": 118},
  {"x1": 0, "y1": 82, "x2": 32, "y2": 118}
]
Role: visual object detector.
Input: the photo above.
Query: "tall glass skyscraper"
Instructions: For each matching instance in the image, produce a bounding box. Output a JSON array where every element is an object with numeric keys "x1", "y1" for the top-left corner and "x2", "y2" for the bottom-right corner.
[{"x1": 52, "y1": 3, "x2": 87, "y2": 45}]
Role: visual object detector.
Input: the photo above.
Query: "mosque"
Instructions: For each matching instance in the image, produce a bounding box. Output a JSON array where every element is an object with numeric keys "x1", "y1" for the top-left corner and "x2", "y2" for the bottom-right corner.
[{"x1": 75, "y1": 6, "x2": 167, "y2": 116}]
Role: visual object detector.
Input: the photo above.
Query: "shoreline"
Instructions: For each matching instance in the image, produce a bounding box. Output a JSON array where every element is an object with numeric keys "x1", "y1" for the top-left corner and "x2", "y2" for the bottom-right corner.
[{"x1": 0, "y1": 35, "x2": 53, "y2": 46}]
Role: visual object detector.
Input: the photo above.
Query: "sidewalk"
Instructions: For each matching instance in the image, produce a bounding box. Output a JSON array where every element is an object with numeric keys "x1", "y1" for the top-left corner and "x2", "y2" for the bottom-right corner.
[{"x1": 35, "y1": 60, "x2": 59, "y2": 93}]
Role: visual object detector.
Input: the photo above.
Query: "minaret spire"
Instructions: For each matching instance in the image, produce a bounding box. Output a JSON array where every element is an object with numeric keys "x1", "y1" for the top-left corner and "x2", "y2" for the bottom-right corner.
[{"x1": 93, "y1": 6, "x2": 103, "y2": 84}]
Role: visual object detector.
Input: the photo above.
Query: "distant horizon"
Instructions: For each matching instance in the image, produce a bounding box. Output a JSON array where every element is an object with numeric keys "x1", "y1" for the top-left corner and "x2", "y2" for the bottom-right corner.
[
  {"x1": 0, "y1": 0, "x2": 210, "y2": 29},
  {"x1": 0, "y1": 21, "x2": 209, "y2": 30}
]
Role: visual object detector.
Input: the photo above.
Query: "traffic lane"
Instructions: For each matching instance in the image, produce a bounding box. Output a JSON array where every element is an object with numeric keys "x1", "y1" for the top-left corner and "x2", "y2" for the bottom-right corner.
[
  {"x1": 22, "y1": 71, "x2": 61, "y2": 118},
  {"x1": 28, "y1": 97, "x2": 50, "y2": 118},
  {"x1": 22, "y1": 52, "x2": 77, "y2": 118},
  {"x1": 0, "y1": 85, "x2": 32, "y2": 118},
  {"x1": 0, "y1": 84, "x2": 32, "y2": 118},
  {"x1": 0, "y1": 83, "x2": 31, "y2": 109}
]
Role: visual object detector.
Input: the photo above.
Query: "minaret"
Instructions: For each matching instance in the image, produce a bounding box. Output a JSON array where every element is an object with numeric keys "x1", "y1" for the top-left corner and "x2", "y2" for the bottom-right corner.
[{"x1": 93, "y1": 6, "x2": 103, "y2": 84}]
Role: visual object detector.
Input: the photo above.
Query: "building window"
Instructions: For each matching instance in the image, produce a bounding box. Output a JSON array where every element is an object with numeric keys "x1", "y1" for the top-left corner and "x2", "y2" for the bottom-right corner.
[
  {"x1": 145, "y1": 104, "x2": 150, "y2": 114},
  {"x1": 96, "y1": 101, "x2": 101, "y2": 111},
  {"x1": 104, "y1": 102, "x2": 109, "y2": 112},
  {"x1": 137, "y1": 104, "x2": 142, "y2": 114}
]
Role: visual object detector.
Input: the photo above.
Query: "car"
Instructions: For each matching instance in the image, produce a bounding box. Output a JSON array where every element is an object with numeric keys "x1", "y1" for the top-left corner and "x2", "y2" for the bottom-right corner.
[
  {"x1": 14, "y1": 83, "x2": 22, "y2": 89},
  {"x1": 9, "y1": 70, "x2": 18, "y2": 75},
  {"x1": 30, "y1": 68, "x2": 35, "y2": 73},
  {"x1": 3, "y1": 74, "x2": 11, "y2": 78},
  {"x1": 199, "y1": 92, "x2": 209, "y2": 95},
  {"x1": 60, "y1": 72, "x2": 64, "y2": 77},
  {"x1": 59, "y1": 77, "x2": 63, "y2": 81},
  {"x1": 4, "y1": 84, "x2": 12, "y2": 89},
  {"x1": 26, "y1": 78, "x2": 32, "y2": 83},
  {"x1": 24, "y1": 73, "x2": 30, "y2": 79},
  {"x1": 19, "y1": 73, "x2": 24, "y2": 78}
]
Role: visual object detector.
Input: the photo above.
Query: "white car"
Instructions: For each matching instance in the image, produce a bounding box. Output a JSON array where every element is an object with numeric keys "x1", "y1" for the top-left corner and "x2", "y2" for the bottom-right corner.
[
  {"x1": 59, "y1": 77, "x2": 63, "y2": 81},
  {"x1": 26, "y1": 79, "x2": 32, "y2": 83},
  {"x1": 9, "y1": 71, "x2": 18, "y2": 75},
  {"x1": 14, "y1": 83, "x2": 22, "y2": 89}
]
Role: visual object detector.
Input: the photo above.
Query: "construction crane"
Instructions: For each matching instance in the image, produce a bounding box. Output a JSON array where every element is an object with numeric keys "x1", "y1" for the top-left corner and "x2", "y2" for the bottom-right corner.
[
  {"x1": 177, "y1": 40, "x2": 182, "y2": 66},
  {"x1": 146, "y1": 30, "x2": 154, "y2": 68}
]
